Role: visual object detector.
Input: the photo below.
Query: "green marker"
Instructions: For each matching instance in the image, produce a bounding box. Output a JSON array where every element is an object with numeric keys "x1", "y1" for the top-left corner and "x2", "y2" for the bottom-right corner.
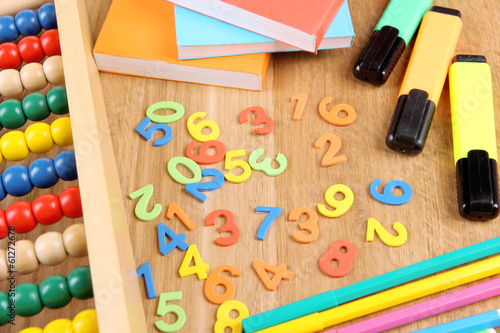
[{"x1": 353, "y1": 0, "x2": 433, "y2": 85}]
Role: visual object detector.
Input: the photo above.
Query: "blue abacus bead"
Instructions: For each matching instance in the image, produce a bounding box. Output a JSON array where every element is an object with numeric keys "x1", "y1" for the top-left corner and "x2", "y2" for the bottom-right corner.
[
  {"x1": 2, "y1": 165, "x2": 33, "y2": 197},
  {"x1": 38, "y1": 3, "x2": 57, "y2": 30},
  {"x1": 29, "y1": 157, "x2": 58, "y2": 189},
  {"x1": 54, "y1": 150, "x2": 77, "y2": 181},
  {"x1": 0, "y1": 16, "x2": 20, "y2": 42},
  {"x1": 0, "y1": 178, "x2": 6, "y2": 201},
  {"x1": 15, "y1": 10, "x2": 42, "y2": 36}
]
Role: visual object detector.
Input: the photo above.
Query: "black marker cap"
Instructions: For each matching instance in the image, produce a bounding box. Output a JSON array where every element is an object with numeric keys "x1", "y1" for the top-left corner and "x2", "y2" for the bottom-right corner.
[
  {"x1": 456, "y1": 150, "x2": 499, "y2": 220},
  {"x1": 430, "y1": 6, "x2": 462, "y2": 19},
  {"x1": 386, "y1": 89, "x2": 436, "y2": 155},
  {"x1": 353, "y1": 25, "x2": 405, "y2": 85}
]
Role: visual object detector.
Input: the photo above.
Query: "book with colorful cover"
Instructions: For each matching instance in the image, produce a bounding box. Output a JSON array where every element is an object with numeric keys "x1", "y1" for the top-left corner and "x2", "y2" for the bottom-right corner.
[
  {"x1": 175, "y1": 0, "x2": 355, "y2": 60},
  {"x1": 166, "y1": 0, "x2": 345, "y2": 53},
  {"x1": 93, "y1": 0, "x2": 271, "y2": 90}
]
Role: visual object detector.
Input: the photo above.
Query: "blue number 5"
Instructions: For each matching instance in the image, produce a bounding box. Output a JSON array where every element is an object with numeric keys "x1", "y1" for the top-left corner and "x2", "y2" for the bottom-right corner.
[{"x1": 135, "y1": 117, "x2": 173, "y2": 147}]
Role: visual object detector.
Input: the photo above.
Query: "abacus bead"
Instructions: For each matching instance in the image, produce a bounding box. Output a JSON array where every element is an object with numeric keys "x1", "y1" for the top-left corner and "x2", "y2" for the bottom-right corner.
[
  {"x1": 38, "y1": 3, "x2": 58, "y2": 30},
  {"x1": 0, "y1": 210, "x2": 7, "y2": 239},
  {"x1": 0, "y1": 130, "x2": 30, "y2": 161},
  {"x1": 34, "y1": 231, "x2": 67, "y2": 266},
  {"x1": 0, "y1": 43, "x2": 22, "y2": 69},
  {"x1": 51, "y1": 117, "x2": 73, "y2": 146},
  {"x1": 19, "y1": 329, "x2": 43, "y2": 333},
  {"x1": 23, "y1": 92, "x2": 51, "y2": 121},
  {"x1": 0, "y1": 180, "x2": 5, "y2": 201},
  {"x1": 0, "y1": 16, "x2": 19, "y2": 42},
  {"x1": 0, "y1": 99, "x2": 26, "y2": 129},
  {"x1": 67, "y1": 266, "x2": 93, "y2": 299},
  {"x1": 63, "y1": 224, "x2": 87, "y2": 258},
  {"x1": 29, "y1": 157, "x2": 58, "y2": 189},
  {"x1": 0, "y1": 291, "x2": 9, "y2": 326},
  {"x1": 43, "y1": 319, "x2": 72, "y2": 332},
  {"x1": 11, "y1": 283, "x2": 43, "y2": 317},
  {"x1": 39, "y1": 275, "x2": 72, "y2": 309},
  {"x1": 25, "y1": 122, "x2": 54, "y2": 154},
  {"x1": 54, "y1": 152, "x2": 78, "y2": 181},
  {"x1": 8, "y1": 240, "x2": 39, "y2": 274},
  {"x1": 59, "y1": 186, "x2": 83, "y2": 218},
  {"x1": 33, "y1": 193, "x2": 63, "y2": 225},
  {"x1": 18, "y1": 36, "x2": 45, "y2": 63},
  {"x1": 2, "y1": 165, "x2": 33, "y2": 196},
  {"x1": 15, "y1": 10, "x2": 42, "y2": 36},
  {"x1": 47, "y1": 86, "x2": 69, "y2": 115},
  {"x1": 72, "y1": 309, "x2": 99, "y2": 333},
  {"x1": 6, "y1": 202, "x2": 37, "y2": 234},
  {"x1": 0, "y1": 69, "x2": 24, "y2": 97},
  {"x1": 0, "y1": 249, "x2": 8, "y2": 282},
  {"x1": 20, "y1": 62, "x2": 48, "y2": 91},
  {"x1": 43, "y1": 56, "x2": 65, "y2": 85},
  {"x1": 40, "y1": 29, "x2": 61, "y2": 56}
]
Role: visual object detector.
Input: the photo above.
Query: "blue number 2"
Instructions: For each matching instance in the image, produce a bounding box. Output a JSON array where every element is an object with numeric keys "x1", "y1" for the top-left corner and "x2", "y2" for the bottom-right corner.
[{"x1": 185, "y1": 168, "x2": 224, "y2": 203}]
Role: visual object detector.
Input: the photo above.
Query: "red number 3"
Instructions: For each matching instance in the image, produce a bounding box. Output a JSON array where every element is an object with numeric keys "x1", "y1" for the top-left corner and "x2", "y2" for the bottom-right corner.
[
  {"x1": 239, "y1": 106, "x2": 274, "y2": 134},
  {"x1": 319, "y1": 239, "x2": 357, "y2": 277}
]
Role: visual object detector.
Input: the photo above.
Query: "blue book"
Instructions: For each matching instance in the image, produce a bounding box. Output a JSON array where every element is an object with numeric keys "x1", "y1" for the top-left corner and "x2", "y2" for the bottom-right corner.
[{"x1": 174, "y1": 0, "x2": 355, "y2": 60}]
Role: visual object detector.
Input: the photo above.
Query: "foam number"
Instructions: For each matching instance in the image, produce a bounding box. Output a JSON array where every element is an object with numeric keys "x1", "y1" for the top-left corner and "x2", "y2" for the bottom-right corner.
[
  {"x1": 256, "y1": 206, "x2": 282, "y2": 241},
  {"x1": 369, "y1": 178, "x2": 413, "y2": 205},
  {"x1": 179, "y1": 244, "x2": 210, "y2": 280},
  {"x1": 185, "y1": 168, "x2": 225, "y2": 203},
  {"x1": 166, "y1": 202, "x2": 196, "y2": 230},
  {"x1": 224, "y1": 149, "x2": 252, "y2": 183},
  {"x1": 146, "y1": 101, "x2": 185, "y2": 124},
  {"x1": 239, "y1": 106, "x2": 274, "y2": 134},
  {"x1": 205, "y1": 209, "x2": 240, "y2": 246},
  {"x1": 204, "y1": 265, "x2": 241, "y2": 304},
  {"x1": 214, "y1": 300, "x2": 249, "y2": 333},
  {"x1": 318, "y1": 97, "x2": 356, "y2": 126},
  {"x1": 157, "y1": 222, "x2": 189, "y2": 256},
  {"x1": 187, "y1": 112, "x2": 220, "y2": 142},
  {"x1": 314, "y1": 133, "x2": 347, "y2": 166},
  {"x1": 290, "y1": 91, "x2": 308, "y2": 121},
  {"x1": 319, "y1": 240, "x2": 357, "y2": 277},
  {"x1": 252, "y1": 260, "x2": 293, "y2": 291},
  {"x1": 167, "y1": 156, "x2": 202, "y2": 185},
  {"x1": 366, "y1": 218, "x2": 407, "y2": 247},
  {"x1": 317, "y1": 184, "x2": 354, "y2": 218},
  {"x1": 155, "y1": 292, "x2": 186, "y2": 333},
  {"x1": 288, "y1": 207, "x2": 319, "y2": 243},
  {"x1": 185, "y1": 140, "x2": 226, "y2": 165},
  {"x1": 248, "y1": 149, "x2": 287, "y2": 176},
  {"x1": 128, "y1": 184, "x2": 162, "y2": 221},
  {"x1": 135, "y1": 117, "x2": 173, "y2": 147},
  {"x1": 137, "y1": 262, "x2": 156, "y2": 299}
]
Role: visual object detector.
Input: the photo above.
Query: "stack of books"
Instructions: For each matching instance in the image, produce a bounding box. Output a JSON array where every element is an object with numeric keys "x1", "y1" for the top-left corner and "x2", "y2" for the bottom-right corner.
[{"x1": 93, "y1": 0, "x2": 355, "y2": 90}]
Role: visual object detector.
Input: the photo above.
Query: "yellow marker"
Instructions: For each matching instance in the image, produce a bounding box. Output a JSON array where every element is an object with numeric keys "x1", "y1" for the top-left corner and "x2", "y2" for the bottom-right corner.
[
  {"x1": 449, "y1": 55, "x2": 499, "y2": 220},
  {"x1": 256, "y1": 256, "x2": 500, "y2": 333},
  {"x1": 386, "y1": 7, "x2": 462, "y2": 155}
]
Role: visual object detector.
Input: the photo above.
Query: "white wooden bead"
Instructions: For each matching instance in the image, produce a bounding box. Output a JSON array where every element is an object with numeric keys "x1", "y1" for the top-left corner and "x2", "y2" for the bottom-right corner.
[
  {"x1": 20, "y1": 62, "x2": 48, "y2": 91},
  {"x1": 62, "y1": 223, "x2": 88, "y2": 258},
  {"x1": 0, "y1": 249, "x2": 8, "y2": 282},
  {"x1": 34, "y1": 231, "x2": 67, "y2": 266},
  {"x1": 10, "y1": 240, "x2": 39, "y2": 275},
  {"x1": 0, "y1": 69, "x2": 24, "y2": 97},
  {"x1": 43, "y1": 56, "x2": 65, "y2": 85}
]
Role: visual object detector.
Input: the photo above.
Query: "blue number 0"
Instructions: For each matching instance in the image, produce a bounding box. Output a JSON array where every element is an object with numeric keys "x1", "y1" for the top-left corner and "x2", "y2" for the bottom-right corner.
[
  {"x1": 185, "y1": 168, "x2": 224, "y2": 203},
  {"x1": 369, "y1": 178, "x2": 412, "y2": 205}
]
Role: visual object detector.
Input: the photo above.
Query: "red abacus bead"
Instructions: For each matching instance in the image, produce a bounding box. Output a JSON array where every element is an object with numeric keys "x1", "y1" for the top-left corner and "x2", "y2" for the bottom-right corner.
[
  {"x1": 40, "y1": 29, "x2": 61, "y2": 57},
  {"x1": 59, "y1": 186, "x2": 83, "y2": 218},
  {"x1": 0, "y1": 209, "x2": 7, "y2": 239},
  {"x1": 0, "y1": 43, "x2": 22, "y2": 69},
  {"x1": 5, "y1": 201, "x2": 37, "y2": 234},
  {"x1": 18, "y1": 36, "x2": 45, "y2": 63},
  {"x1": 33, "y1": 193, "x2": 64, "y2": 225}
]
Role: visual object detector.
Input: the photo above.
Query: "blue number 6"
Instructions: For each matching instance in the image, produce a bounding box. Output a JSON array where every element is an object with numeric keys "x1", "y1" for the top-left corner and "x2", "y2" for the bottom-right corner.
[{"x1": 369, "y1": 178, "x2": 412, "y2": 206}]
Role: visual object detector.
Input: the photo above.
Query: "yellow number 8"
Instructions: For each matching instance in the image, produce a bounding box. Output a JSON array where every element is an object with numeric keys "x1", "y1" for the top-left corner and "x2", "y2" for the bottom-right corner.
[{"x1": 214, "y1": 300, "x2": 249, "y2": 333}]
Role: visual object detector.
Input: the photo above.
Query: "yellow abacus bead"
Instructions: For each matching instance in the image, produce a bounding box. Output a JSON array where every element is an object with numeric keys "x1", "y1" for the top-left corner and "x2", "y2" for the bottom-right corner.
[
  {"x1": 72, "y1": 309, "x2": 99, "y2": 333},
  {"x1": 42, "y1": 319, "x2": 72, "y2": 333},
  {"x1": 0, "y1": 131, "x2": 30, "y2": 161},
  {"x1": 19, "y1": 328, "x2": 43, "y2": 333},
  {"x1": 0, "y1": 249, "x2": 8, "y2": 282},
  {"x1": 50, "y1": 117, "x2": 73, "y2": 146},
  {"x1": 25, "y1": 122, "x2": 55, "y2": 154},
  {"x1": 20, "y1": 62, "x2": 48, "y2": 91},
  {"x1": 43, "y1": 56, "x2": 65, "y2": 85},
  {"x1": 0, "y1": 69, "x2": 24, "y2": 97}
]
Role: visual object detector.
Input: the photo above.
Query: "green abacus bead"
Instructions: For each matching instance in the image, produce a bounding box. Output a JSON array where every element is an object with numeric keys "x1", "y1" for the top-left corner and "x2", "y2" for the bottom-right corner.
[
  {"x1": 67, "y1": 266, "x2": 93, "y2": 300},
  {"x1": 39, "y1": 275, "x2": 72, "y2": 309},
  {"x1": 11, "y1": 283, "x2": 43, "y2": 317},
  {"x1": 0, "y1": 291, "x2": 12, "y2": 326},
  {"x1": 0, "y1": 100, "x2": 27, "y2": 129},
  {"x1": 22, "y1": 93, "x2": 51, "y2": 121},
  {"x1": 47, "y1": 86, "x2": 69, "y2": 115}
]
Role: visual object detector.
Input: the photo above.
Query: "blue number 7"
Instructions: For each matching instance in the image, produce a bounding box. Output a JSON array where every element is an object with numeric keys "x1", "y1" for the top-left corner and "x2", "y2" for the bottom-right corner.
[
  {"x1": 185, "y1": 168, "x2": 224, "y2": 203},
  {"x1": 256, "y1": 206, "x2": 282, "y2": 240},
  {"x1": 135, "y1": 117, "x2": 173, "y2": 147}
]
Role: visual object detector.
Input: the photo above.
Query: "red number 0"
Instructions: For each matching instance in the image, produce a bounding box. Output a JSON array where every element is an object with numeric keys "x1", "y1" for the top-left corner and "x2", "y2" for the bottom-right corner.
[{"x1": 319, "y1": 239, "x2": 357, "y2": 277}]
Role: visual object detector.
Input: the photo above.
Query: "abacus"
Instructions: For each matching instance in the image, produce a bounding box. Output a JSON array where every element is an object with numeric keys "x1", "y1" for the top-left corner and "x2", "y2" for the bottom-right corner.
[{"x1": 0, "y1": 0, "x2": 146, "y2": 332}]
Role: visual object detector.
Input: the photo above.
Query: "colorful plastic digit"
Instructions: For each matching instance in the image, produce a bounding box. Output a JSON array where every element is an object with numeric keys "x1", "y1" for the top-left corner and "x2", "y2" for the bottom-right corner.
[
  {"x1": 204, "y1": 265, "x2": 241, "y2": 304},
  {"x1": 288, "y1": 207, "x2": 319, "y2": 243},
  {"x1": 224, "y1": 149, "x2": 252, "y2": 183},
  {"x1": 238, "y1": 106, "x2": 274, "y2": 134},
  {"x1": 369, "y1": 178, "x2": 413, "y2": 205},
  {"x1": 157, "y1": 222, "x2": 189, "y2": 256},
  {"x1": 366, "y1": 218, "x2": 407, "y2": 247},
  {"x1": 317, "y1": 184, "x2": 354, "y2": 218},
  {"x1": 185, "y1": 140, "x2": 226, "y2": 165},
  {"x1": 134, "y1": 117, "x2": 172, "y2": 147},
  {"x1": 290, "y1": 91, "x2": 308, "y2": 120},
  {"x1": 178, "y1": 244, "x2": 210, "y2": 280},
  {"x1": 185, "y1": 168, "x2": 225, "y2": 203},
  {"x1": 146, "y1": 101, "x2": 185, "y2": 124},
  {"x1": 166, "y1": 202, "x2": 197, "y2": 231},
  {"x1": 314, "y1": 133, "x2": 348, "y2": 166},
  {"x1": 187, "y1": 112, "x2": 220, "y2": 142},
  {"x1": 319, "y1": 239, "x2": 357, "y2": 277},
  {"x1": 213, "y1": 300, "x2": 250, "y2": 333},
  {"x1": 167, "y1": 156, "x2": 202, "y2": 185},
  {"x1": 128, "y1": 184, "x2": 162, "y2": 221},
  {"x1": 155, "y1": 292, "x2": 186, "y2": 333},
  {"x1": 137, "y1": 262, "x2": 156, "y2": 299},
  {"x1": 252, "y1": 260, "x2": 293, "y2": 291},
  {"x1": 205, "y1": 209, "x2": 240, "y2": 246},
  {"x1": 248, "y1": 149, "x2": 287, "y2": 176},
  {"x1": 256, "y1": 206, "x2": 282, "y2": 241},
  {"x1": 318, "y1": 97, "x2": 356, "y2": 126}
]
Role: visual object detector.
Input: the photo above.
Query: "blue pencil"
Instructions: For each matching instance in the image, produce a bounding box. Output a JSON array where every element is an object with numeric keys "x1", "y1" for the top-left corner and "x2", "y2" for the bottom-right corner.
[{"x1": 412, "y1": 310, "x2": 500, "y2": 333}]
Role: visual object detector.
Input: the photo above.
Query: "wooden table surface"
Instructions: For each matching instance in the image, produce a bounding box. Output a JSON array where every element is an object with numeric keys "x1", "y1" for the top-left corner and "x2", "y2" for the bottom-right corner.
[{"x1": 3, "y1": 0, "x2": 500, "y2": 332}]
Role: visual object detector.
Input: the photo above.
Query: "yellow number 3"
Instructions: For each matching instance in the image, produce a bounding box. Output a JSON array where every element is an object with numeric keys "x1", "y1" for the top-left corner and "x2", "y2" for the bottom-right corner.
[{"x1": 214, "y1": 300, "x2": 249, "y2": 333}]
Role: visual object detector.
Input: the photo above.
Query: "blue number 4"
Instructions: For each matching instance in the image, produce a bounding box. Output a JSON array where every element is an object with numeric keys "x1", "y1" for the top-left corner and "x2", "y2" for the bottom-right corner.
[{"x1": 256, "y1": 206, "x2": 282, "y2": 240}]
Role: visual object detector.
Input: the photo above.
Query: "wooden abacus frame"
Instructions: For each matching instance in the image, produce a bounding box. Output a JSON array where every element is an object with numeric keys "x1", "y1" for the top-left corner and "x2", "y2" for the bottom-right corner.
[{"x1": 0, "y1": 0, "x2": 147, "y2": 331}]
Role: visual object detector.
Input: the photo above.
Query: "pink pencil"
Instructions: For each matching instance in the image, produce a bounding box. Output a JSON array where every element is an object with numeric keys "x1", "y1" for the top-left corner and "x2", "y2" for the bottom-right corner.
[{"x1": 325, "y1": 277, "x2": 500, "y2": 333}]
